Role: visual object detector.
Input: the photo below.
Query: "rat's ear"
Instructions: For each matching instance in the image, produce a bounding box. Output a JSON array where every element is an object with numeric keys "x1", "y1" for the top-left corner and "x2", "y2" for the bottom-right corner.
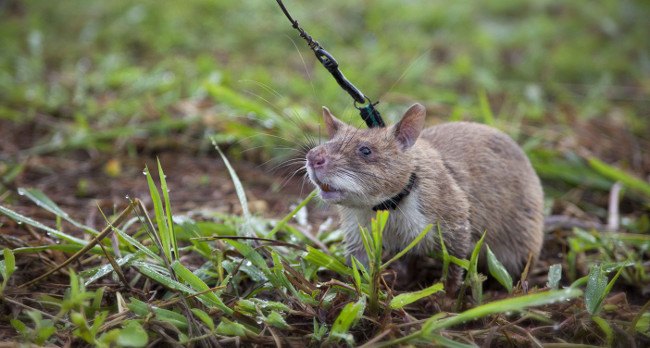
[
  {"x1": 322, "y1": 106, "x2": 345, "y2": 138},
  {"x1": 394, "y1": 103, "x2": 425, "y2": 150}
]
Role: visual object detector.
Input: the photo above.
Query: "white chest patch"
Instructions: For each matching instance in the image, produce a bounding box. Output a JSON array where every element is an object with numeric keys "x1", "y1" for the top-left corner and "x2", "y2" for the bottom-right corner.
[{"x1": 342, "y1": 191, "x2": 436, "y2": 256}]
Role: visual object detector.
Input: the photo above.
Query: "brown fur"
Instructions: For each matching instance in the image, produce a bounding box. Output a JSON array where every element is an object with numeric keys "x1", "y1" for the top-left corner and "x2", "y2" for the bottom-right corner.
[{"x1": 306, "y1": 103, "x2": 544, "y2": 289}]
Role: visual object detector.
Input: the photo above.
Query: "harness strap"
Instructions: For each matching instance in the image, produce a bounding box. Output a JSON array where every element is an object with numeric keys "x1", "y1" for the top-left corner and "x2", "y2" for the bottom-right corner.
[{"x1": 372, "y1": 172, "x2": 417, "y2": 211}]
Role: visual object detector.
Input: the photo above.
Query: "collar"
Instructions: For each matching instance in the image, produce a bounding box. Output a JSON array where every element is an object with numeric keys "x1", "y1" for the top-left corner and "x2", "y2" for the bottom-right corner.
[{"x1": 372, "y1": 172, "x2": 417, "y2": 211}]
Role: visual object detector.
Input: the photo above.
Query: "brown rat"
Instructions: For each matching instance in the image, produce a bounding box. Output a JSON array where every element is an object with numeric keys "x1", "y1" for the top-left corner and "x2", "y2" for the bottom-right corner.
[{"x1": 305, "y1": 103, "x2": 544, "y2": 290}]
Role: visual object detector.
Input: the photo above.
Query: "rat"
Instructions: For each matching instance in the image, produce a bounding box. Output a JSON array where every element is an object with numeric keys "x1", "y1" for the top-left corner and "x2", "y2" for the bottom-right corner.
[{"x1": 305, "y1": 103, "x2": 544, "y2": 291}]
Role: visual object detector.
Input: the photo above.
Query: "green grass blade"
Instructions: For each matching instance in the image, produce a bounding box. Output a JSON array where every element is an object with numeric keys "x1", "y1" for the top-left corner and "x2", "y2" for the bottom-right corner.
[
  {"x1": 423, "y1": 288, "x2": 582, "y2": 334},
  {"x1": 529, "y1": 150, "x2": 612, "y2": 190},
  {"x1": 128, "y1": 297, "x2": 188, "y2": 330},
  {"x1": 269, "y1": 251, "x2": 297, "y2": 296},
  {"x1": 449, "y1": 256, "x2": 470, "y2": 270},
  {"x1": 91, "y1": 286, "x2": 105, "y2": 313},
  {"x1": 10, "y1": 318, "x2": 27, "y2": 336},
  {"x1": 212, "y1": 140, "x2": 253, "y2": 237},
  {"x1": 371, "y1": 211, "x2": 389, "y2": 257},
  {"x1": 215, "y1": 318, "x2": 250, "y2": 337},
  {"x1": 267, "y1": 189, "x2": 318, "y2": 238},
  {"x1": 1, "y1": 248, "x2": 16, "y2": 289},
  {"x1": 585, "y1": 264, "x2": 608, "y2": 315},
  {"x1": 586, "y1": 264, "x2": 625, "y2": 315},
  {"x1": 12, "y1": 244, "x2": 92, "y2": 254},
  {"x1": 113, "y1": 225, "x2": 163, "y2": 262},
  {"x1": 224, "y1": 240, "x2": 271, "y2": 275},
  {"x1": 390, "y1": 282, "x2": 444, "y2": 309},
  {"x1": 303, "y1": 246, "x2": 352, "y2": 276},
  {"x1": 350, "y1": 256, "x2": 362, "y2": 295},
  {"x1": 191, "y1": 308, "x2": 215, "y2": 331},
  {"x1": 633, "y1": 312, "x2": 650, "y2": 336},
  {"x1": 157, "y1": 159, "x2": 178, "y2": 260},
  {"x1": 602, "y1": 266, "x2": 624, "y2": 300},
  {"x1": 466, "y1": 231, "x2": 487, "y2": 303},
  {"x1": 83, "y1": 252, "x2": 140, "y2": 286},
  {"x1": 3, "y1": 248, "x2": 15, "y2": 280},
  {"x1": 592, "y1": 315, "x2": 614, "y2": 346},
  {"x1": 304, "y1": 246, "x2": 352, "y2": 275},
  {"x1": 250, "y1": 298, "x2": 291, "y2": 312},
  {"x1": 486, "y1": 245, "x2": 513, "y2": 293},
  {"x1": 171, "y1": 260, "x2": 232, "y2": 314},
  {"x1": 382, "y1": 224, "x2": 432, "y2": 270},
  {"x1": 469, "y1": 232, "x2": 486, "y2": 275},
  {"x1": 330, "y1": 296, "x2": 366, "y2": 344},
  {"x1": 223, "y1": 239, "x2": 285, "y2": 290},
  {"x1": 223, "y1": 258, "x2": 267, "y2": 282},
  {"x1": 270, "y1": 252, "x2": 317, "y2": 305},
  {"x1": 265, "y1": 311, "x2": 290, "y2": 329},
  {"x1": 144, "y1": 166, "x2": 171, "y2": 261},
  {"x1": 17, "y1": 188, "x2": 99, "y2": 235},
  {"x1": 437, "y1": 224, "x2": 450, "y2": 281},
  {"x1": 0, "y1": 204, "x2": 94, "y2": 248},
  {"x1": 358, "y1": 225, "x2": 374, "y2": 267},
  {"x1": 588, "y1": 157, "x2": 650, "y2": 198},
  {"x1": 133, "y1": 261, "x2": 194, "y2": 294},
  {"x1": 117, "y1": 320, "x2": 149, "y2": 348}
]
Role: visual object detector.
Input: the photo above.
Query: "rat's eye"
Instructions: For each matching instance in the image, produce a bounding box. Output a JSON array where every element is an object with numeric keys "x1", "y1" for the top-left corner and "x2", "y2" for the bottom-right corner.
[{"x1": 358, "y1": 146, "x2": 372, "y2": 156}]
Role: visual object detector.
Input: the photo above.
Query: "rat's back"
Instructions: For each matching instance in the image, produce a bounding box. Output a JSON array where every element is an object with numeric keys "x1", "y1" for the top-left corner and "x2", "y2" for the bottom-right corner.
[{"x1": 420, "y1": 122, "x2": 544, "y2": 275}]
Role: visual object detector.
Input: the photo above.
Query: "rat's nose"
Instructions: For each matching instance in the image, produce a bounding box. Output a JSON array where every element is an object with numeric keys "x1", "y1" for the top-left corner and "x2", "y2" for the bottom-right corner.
[{"x1": 307, "y1": 147, "x2": 328, "y2": 169}]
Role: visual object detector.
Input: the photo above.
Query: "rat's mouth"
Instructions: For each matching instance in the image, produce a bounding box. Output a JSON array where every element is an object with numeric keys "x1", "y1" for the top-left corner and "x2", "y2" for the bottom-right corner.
[
  {"x1": 312, "y1": 178, "x2": 345, "y2": 200},
  {"x1": 319, "y1": 182, "x2": 333, "y2": 192},
  {"x1": 315, "y1": 179, "x2": 338, "y2": 193}
]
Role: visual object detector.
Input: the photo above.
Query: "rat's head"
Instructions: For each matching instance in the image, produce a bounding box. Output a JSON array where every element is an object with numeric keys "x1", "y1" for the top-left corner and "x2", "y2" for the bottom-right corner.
[{"x1": 306, "y1": 103, "x2": 426, "y2": 207}]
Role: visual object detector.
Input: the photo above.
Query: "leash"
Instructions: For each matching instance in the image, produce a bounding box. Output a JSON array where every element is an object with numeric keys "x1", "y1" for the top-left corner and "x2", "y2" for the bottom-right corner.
[{"x1": 274, "y1": 0, "x2": 385, "y2": 128}]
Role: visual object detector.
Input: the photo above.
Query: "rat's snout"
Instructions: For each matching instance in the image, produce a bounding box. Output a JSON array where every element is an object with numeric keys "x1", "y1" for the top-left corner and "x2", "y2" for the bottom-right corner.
[{"x1": 307, "y1": 146, "x2": 328, "y2": 169}]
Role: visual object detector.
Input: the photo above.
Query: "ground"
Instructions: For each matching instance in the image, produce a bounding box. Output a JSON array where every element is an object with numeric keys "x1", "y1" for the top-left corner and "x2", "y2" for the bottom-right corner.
[{"x1": 0, "y1": 0, "x2": 649, "y2": 346}]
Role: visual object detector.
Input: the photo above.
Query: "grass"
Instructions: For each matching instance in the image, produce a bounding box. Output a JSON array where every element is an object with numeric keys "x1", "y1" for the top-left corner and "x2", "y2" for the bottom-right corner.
[
  {"x1": 0, "y1": 156, "x2": 645, "y2": 346},
  {"x1": 0, "y1": 161, "x2": 599, "y2": 346},
  {"x1": 1, "y1": 0, "x2": 649, "y2": 346}
]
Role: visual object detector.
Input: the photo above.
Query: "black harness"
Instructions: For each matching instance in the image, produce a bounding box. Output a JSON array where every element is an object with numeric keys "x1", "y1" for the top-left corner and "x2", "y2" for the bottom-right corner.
[{"x1": 372, "y1": 172, "x2": 417, "y2": 211}]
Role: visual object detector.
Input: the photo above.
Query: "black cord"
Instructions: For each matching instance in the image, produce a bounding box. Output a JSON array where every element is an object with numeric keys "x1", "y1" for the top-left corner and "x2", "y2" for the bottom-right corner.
[{"x1": 274, "y1": 0, "x2": 385, "y2": 128}]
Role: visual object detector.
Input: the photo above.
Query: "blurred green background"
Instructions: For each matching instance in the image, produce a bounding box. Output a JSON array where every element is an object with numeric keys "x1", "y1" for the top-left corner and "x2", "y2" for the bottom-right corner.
[
  {"x1": 1, "y1": 0, "x2": 649, "y2": 214},
  {"x1": 2, "y1": 2, "x2": 650, "y2": 345}
]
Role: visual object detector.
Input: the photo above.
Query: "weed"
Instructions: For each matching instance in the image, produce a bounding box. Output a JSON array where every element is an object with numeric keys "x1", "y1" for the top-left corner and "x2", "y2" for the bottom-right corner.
[
  {"x1": 0, "y1": 0, "x2": 648, "y2": 346},
  {"x1": 0, "y1": 156, "x2": 645, "y2": 346}
]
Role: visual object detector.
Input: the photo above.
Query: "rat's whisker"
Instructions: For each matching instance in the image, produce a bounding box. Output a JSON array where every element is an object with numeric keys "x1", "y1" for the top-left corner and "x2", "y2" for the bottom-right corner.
[
  {"x1": 266, "y1": 158, "x2": 307, "y2": 175},
  {"x1": 278, "y1": 167, "x2": 307, "y2": 190},
  {"x1": 238, "y1": 79, "x2": 285, "y2": 99},
  {"x1": 237, "y1": 86, "x2": 309, "y2": 133},
  {"x1": 286, "y1": 35, "x2": 317, "y2": 100}
]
